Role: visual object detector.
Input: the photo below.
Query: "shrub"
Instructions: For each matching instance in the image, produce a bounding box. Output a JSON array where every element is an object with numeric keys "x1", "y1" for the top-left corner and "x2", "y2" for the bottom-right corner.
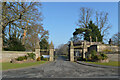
[
  {"x1": 43, "y1": 58, "x2": 48, "y2": 61},
  {"x1": 16, "y1": 56, "x2": 24, "y2": 61},
  {"x1": 41, "y1": 56, "x2": 44, "y2": 60},
  {"x1": 90, "y1": 50, "x2": 97, "y2": 58},
  {"x1": 37, "y1": 57, "x2": 41, "y2": 61},
  {"x1": 90, "y1": 50, "x2": 97, "y2": 59},
  {"x1": 16, "y1": 55, "x2": 28, "y2": 61},
  {"x1": 103, "y1": 49, "x2": 112, "y2": 53},
  {"x1": 27, "y1": 53, "x2": 36, "y2": 60},
  {"x1": 24, "y1": 55, "x2": 28, "y2": 60},
  {"x1": 77, "y1": 57, "x2": 83, "y2": 61},
  {"x1": 4, "y1": 36, "x2": 26, "y2": 51},
  {"x1": 83, "y1": 58, "x2": 88, "y2": 61},
  {"x1": 94, "y1": 55, "x2": 102, "y2": 60},
  {"x1": 100, "y1": 53, "x2": 108, "y2": 60}
]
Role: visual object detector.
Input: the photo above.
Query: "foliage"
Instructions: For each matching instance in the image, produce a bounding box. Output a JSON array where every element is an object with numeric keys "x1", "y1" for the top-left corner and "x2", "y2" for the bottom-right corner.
[
  {"x1": 89, "y1": 50, "x2": 108, "y2": 61},
  {"x1": 40, "y1": 56, "x2": 48, "y2": 61},
  {"x1": 3, "y1": 35, "x2": 25, "y2": 51},
  {"x1": 100, "y1": 52, "x2": 108, "y2": 60},
  {"x1": 2, "y1": 2, "x2": 49, "y2": 51},
  {"x1": 27, "y1": 53, "x2": 36, "y2": 60},
  {"x1": 102, "y1": 49, "x2": 112, "y2": 53},
  {"x1": 76, "y1": 7, "x2": 111, "y2": 42},
  {"x1": 40, "y1": 38, "x2": 49, "y2": 49},
  {"x1": 90, "y1": 50, "x2": 97, "y2": 59},
  {"x1": 16, "y1": 56, "x2": 26, "y2": 61},
  {"x1": 77, "y1": 57, "x2": 87, "y2": 61},
  {"x1": 73, "y1": 21, "x2": 103, "y2": 42},
  {"x1": 43, "y1": 58, "x2": 48, "y2": 61},
  {"x1": 41, "y1": 56, "x2": 44, "y2": 60},
  {"x1": 16, "y1": 53, "x2": 35, "y2": 61},
  {"x1": 112, "y1": 32, "x2": 120, "y2": 46},
  {"x1": 37, "y1": 57, "x2": 41, "y2": 61},
  {"x1": 56, "y1": 44, "x2": 69, "y2": 56}
]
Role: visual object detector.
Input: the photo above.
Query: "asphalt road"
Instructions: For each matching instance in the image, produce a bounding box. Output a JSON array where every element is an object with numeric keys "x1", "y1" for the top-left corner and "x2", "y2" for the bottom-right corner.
[{"x1": 2, "y1": 56, "x2": 119, "y2": 78}]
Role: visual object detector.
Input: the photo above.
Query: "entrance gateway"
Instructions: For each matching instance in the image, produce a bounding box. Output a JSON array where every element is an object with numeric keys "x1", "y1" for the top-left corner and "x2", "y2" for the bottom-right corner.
[
  {"x1": 35, "y1": 41, "x2": 55, "y2": 61},
  {"x1": 68, "y1": 37, "x2": 118, "y2": 62}
]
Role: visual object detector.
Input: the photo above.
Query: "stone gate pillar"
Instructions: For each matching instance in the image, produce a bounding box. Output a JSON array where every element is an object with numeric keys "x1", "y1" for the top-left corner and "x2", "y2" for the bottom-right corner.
[
  {"x1": 35, "y1": 41, "x2": 40, "y2": 59},
  {"x1": 82, "y1": 41, "x2": 87, "y2": 59},
  {"x1": 49, "y1": 41, "x2": 54, "y2": 61},
  {"x1": 70, "y1": 41, "x2": 74, "y2": 62},
  {"x1": 90, "y1": 36, "x2": 92, "y2": 45}
]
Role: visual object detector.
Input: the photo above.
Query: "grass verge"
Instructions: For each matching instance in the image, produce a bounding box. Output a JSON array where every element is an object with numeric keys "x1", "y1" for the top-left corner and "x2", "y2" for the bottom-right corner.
[
  {"x1": 85, "y1": 61, "x2": 120, "y2": 67},
  {"x1": 2, "y1": 61, "x2": 48, "y2": 70}
]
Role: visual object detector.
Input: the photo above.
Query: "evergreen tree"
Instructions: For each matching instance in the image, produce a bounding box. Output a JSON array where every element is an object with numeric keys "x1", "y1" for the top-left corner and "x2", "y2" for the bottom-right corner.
[
  {"x1": 73, "y1": 21, "x2": 103, "y2": 42},
  {"x1": 4, "y1": 34, "x2": 25, "y2": 51},
  {"x1": 40, "y1": 38, "x2": 49, "y2": 49}
]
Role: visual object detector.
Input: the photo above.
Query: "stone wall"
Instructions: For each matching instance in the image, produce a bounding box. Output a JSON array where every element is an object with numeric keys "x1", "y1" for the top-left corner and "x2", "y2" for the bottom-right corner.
[
  {"x1": 97, "y1": 45, "x2": 118, "y2": 52},
  {"x1": 1, "y1": 51, "x2": 35, "y2": 62},
  {"x1": 88, "y1": 44, "x2": 118, "y2": 52}
]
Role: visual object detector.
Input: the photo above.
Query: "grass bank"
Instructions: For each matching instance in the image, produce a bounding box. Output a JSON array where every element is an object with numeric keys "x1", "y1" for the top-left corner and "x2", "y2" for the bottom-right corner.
[
  {"x1": 2, "y1": 61, "x2": 48, "y2": 70},
  {"x1": 85, "y1": 61, "x2": 120, "y2": 67}
]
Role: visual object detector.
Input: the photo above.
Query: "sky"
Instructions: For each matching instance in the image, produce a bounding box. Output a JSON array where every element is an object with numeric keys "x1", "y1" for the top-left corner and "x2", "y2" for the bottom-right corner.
[{"x1": 41, "y1": 2, "x2": 118, "y2": 48}]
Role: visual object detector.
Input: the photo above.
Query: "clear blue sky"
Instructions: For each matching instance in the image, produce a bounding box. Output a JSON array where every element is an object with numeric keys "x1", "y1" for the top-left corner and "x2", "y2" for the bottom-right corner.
[{"x1": 42, "y1": 2, "x2": 118, "y2": 48}]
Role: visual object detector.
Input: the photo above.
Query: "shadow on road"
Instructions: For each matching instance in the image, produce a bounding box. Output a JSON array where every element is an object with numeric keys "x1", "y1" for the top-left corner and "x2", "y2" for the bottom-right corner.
[{"x1": 55, "y1": 55, "x2": 69, "y2": 61}]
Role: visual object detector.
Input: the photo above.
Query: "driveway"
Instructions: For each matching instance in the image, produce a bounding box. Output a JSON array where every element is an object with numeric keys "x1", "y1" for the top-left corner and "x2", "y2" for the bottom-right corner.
[{"x1": 2, "y1": 56, "x2": 119, "y2": 78}]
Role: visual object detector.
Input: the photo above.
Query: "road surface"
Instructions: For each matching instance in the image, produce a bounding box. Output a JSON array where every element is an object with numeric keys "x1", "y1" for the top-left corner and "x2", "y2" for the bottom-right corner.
[{"x1": 2, "y1": 56, "x2": 119, "y2": 78}]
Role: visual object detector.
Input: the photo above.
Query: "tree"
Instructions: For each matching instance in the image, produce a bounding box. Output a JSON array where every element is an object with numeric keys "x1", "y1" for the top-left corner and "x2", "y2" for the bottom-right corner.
[
  {"x1": 77, "y1": 7, "x2": 93, "y2": 28},
  {"x1": 2, "y1": 2, "x2": 49, "y2": 51},
  {"x1": 25, "y1": 24, "x2": 49, "y2": 51},
  {"x1": 76, "y1": 7, "x2": 111, "y2": 42},
  {"x1": 112, "y1": 33, "x2": 120, "y2": 46},
  {"x1": 73, "y1": 21, "x2": 103, "y2": 42},
  {"x1": 40, "y1": 38, "x2": 49, "y2": 49},
  {"x1": 4, "y1": 34, "x2": 25, "y2": 51},
  {"x1": 56, "y1": 44, "x2": 69, "y2": 56},
  {"x1": 95, "y1": 11, "x2": 112, "y2": 41}
]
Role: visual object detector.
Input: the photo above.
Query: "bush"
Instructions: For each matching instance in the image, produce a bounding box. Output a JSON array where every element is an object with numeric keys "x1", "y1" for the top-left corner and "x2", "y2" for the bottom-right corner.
[
  {"x1": 43, "y1": 58, "x2": 48, "y2": 61},
  {"x1": 103, "y1": 49, "x2": 112, "y2": 53},
  {"x1": 24, "y1": 55, "x2": 28, "y2": 60},
  {"x1": 41, "y1": 56, "x2": 44, "y2": 60},
  {"x1": 77, "y1": 57, "x2": 83, "y2": 61},
  {"x1": 100, "y1": 53, "x2": 108, "y2": 60},
  {"x1": 16, "y1": 56, "x2": 24, "y2": 61},
  {"x1": 92, "y1": 55, "x2": 102, "y2": 60},
  {"x1": 27, "y1": 53, "x2": 36, "y2": 60},
  {"x1": 90, "y1": 50, "x2": 97, "y2": 57},
  {"x1": 89, "y1": 50, "x2": 108, "y2": 61},
  {"x1": 37, "y1": 57, "x2": 41, "y2": 61},
  {"x1": 41, "y1": 56, "x2": 48, "y2": 61},
  {"x1": 4, "y1": 36, "x2": 25, "y2": 51}
]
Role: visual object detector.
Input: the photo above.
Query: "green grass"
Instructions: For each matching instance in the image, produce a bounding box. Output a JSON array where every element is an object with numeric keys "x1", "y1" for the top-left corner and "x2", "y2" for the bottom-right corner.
[
  {"x1": 1, "y1": 61, "x2": 48, "y2": 70},
  {"x1": 85, "y1": 61, "x2": 120, "y2": 67}
]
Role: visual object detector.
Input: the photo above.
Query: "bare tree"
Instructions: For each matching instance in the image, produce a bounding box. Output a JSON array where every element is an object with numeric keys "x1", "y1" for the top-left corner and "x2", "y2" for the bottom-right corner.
[
  {"x1": 25, "y1": 24, "x2": 49, "y2": 51},
  {"x1": 112, "y1": 32, "x2": 120, "y2": 46},
  {"x1": 56, "y1": 44, "x2": 69, "y2": 56},
  {"x1": 2, "y1": 2, "x2": 49, "y2": 51},
  {"x1": 77, "y1": 7, "x2": 93, "y2": 28},
  {"x1": 76, "y1": 7, "x2": 111, "y2": 42},
  {"x1": 2, "y1": 2, "x2": 42, "y2": 42},
  {"x1": 95, "y1": 11, "x2": 112, "y2": 41}
]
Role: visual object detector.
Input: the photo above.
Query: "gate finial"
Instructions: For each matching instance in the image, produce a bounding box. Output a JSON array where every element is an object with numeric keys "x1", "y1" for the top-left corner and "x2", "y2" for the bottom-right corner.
[{"x1": 50, "y1": 41, "x2": 54, "y2": 49}]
